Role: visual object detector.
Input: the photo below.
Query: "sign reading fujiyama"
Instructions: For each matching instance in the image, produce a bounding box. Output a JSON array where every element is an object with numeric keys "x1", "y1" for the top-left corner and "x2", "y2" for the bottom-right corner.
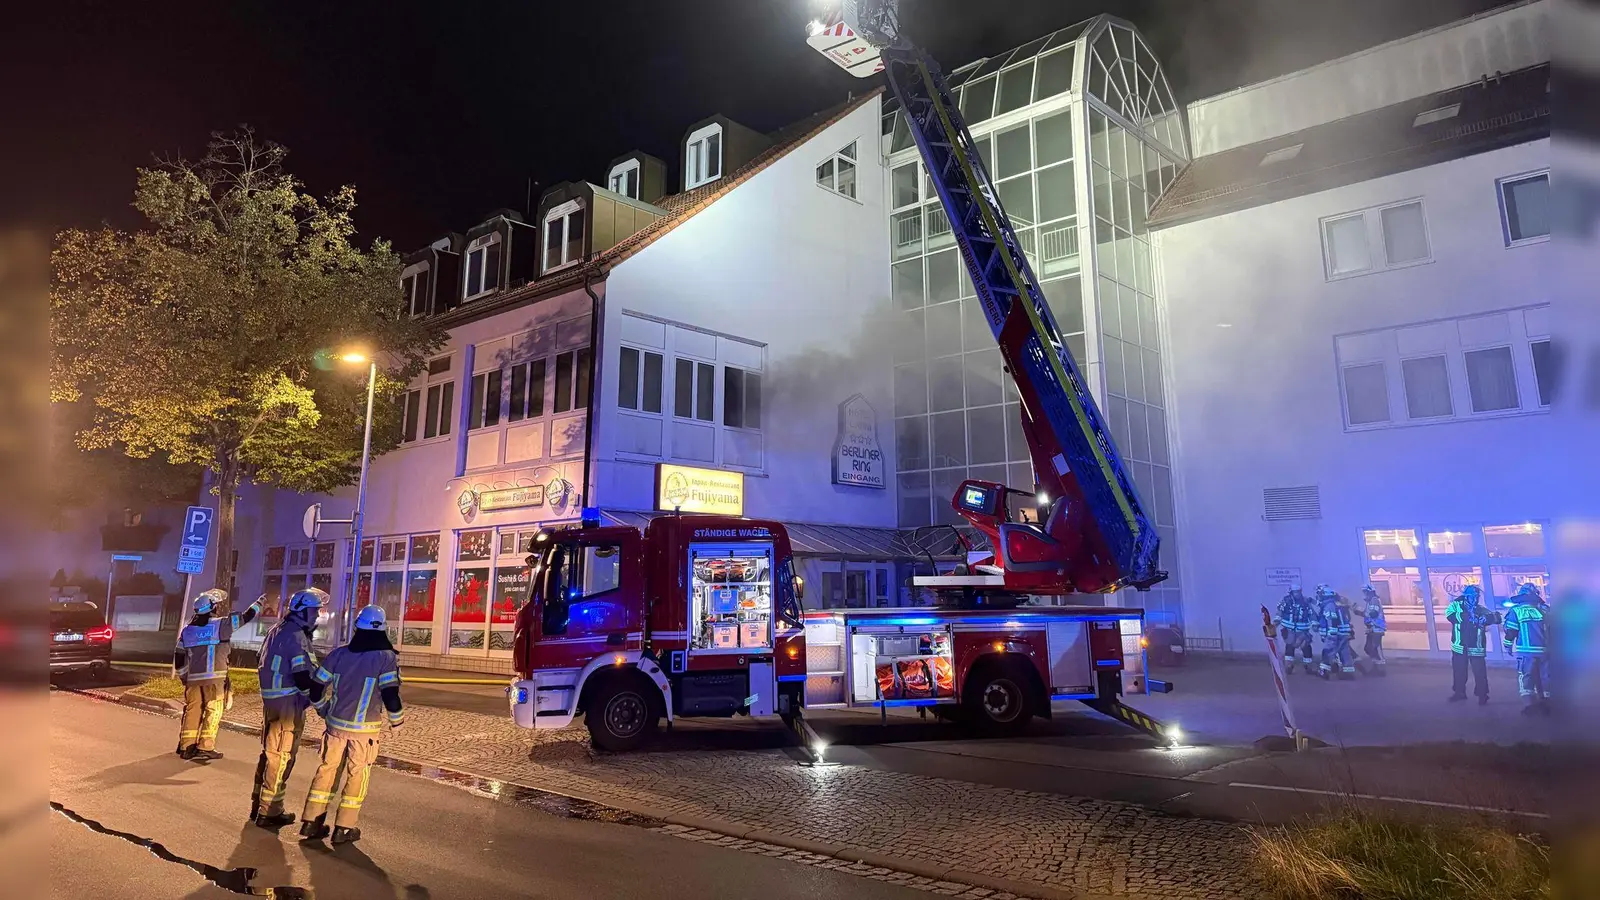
[
  {"x1": 832, "y1": 393, "x2": 885, "y2": 489},
  {"x1": 656, "y1": 464, "x2": 745, "y2": 516}
]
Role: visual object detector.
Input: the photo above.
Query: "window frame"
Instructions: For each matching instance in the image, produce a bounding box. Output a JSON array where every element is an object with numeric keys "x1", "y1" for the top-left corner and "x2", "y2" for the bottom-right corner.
[
  {"x1": 542, "y1": 199, "x2": 586, "y2": 274},
  {"x1": 722, "y1": 365, "x2": 762, "y2": 431},
  {"x1": 686, "y1": 123, "x2": 724, "y2": 190},
  {"x1": 1320, "y1": 198, "x2": 1433, "y2": 281},
  {"x1": 462, "y1": 232, "x2": 503, "y2": 300},
  {"x1": 674, "y1": 357, "x2": 716, "y2": 422},
  {"x1": 815, "y1": 140, "x2": 861, "y2": 202},
  {"x1": 401, "y1": 355, "x2": 456, "y2": 445},
  {"x1": 401, "y1": 265, "x2": 430, "y2": 318},
  {"x1": 1496, "y1": 170, "x2": 1551, "y2": 247},
  {"x1": 608, "y1": 159, "x2": 641, "y2": 199},
  {"x1": 617, "y1": 345, "x2": 665, "y2": 415}
]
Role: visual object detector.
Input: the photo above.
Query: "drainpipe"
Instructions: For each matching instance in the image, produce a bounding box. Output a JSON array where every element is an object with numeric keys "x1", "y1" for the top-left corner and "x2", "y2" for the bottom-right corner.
[{"x1": 581, "y1": 267, "x2": 603, "y2": 521}]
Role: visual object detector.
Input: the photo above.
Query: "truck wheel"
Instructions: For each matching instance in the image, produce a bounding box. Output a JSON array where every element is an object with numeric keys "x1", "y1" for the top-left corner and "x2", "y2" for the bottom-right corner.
[
  {"x1": 964, "y1": 662, "x2": 1034, "y2": 735},
  {"x1": 585, "y1": 676, "x2": 659, "y2": 752}
]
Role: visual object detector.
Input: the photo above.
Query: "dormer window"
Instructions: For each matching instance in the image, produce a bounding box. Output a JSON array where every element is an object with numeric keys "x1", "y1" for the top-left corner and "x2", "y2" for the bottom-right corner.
[
  {"x1": 400, "y1": 265, "x2": 430, "y2": 317},
  {"x1": 608, "y1": 159, "x2": 640, "y2": 199},
  {"x1": 686, "y1": 124, "x2": 723, "y2": 189},
  {"x1": 463, "y1": 233, "x2": 502, "y2": 300},
  {"x1": 543, "y1": 200, "x2": 586, "y2": 273}
]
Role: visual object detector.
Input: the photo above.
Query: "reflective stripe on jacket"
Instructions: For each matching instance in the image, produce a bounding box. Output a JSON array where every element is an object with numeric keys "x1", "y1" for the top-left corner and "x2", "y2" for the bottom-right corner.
[
  {"x1": 313, "y1": 647, "x2": 403, "y2": 735},
  {"x1": 258, "y1": 622, "x2": 316, "y2": 701},
  {"x1": 1502, "y1": 602, "x2": 1547, "y2": 656}
]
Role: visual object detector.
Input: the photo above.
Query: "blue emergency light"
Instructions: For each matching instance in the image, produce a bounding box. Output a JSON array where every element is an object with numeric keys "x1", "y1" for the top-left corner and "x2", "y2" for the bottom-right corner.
[{"x1": 581, "y1": 507, "x2": 601, "y2": 528}]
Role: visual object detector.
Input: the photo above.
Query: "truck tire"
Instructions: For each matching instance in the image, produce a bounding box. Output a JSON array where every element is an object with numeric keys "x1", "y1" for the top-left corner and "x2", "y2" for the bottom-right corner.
[
  {"x1": 585, "y1": 674, "x2": 659, "y2": 752},
  {"x1": 963, "y1": 659, "x2": 1035, "y2": 735}
]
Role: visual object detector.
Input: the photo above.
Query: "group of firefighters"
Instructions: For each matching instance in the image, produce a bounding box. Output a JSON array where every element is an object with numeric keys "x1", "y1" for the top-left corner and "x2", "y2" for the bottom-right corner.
[
  {"x1": 172, "y1": 587, "x2": 405, "y2": 844},
  {"x1": 1274, "y1": 580, "x2": 1553, "y2": 713}
]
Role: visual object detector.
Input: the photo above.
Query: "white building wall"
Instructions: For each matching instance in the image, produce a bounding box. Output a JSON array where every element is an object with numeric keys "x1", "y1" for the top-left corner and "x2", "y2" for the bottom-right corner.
[
  {"x1": 596, "y1": 97, "x2": 899, "y2": 528},
  {"x1": 1186, "y1": 0, "x2": 1551, "y2": 156},
  {"x1": 1156, "y1": 139, "x2": 1556, "y2": 652}
]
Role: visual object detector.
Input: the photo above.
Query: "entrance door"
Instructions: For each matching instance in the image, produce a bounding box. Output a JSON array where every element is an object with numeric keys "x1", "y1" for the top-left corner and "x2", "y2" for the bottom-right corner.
[{"x1": 844, "y1": 563, "x2": 893, "y2": 608}]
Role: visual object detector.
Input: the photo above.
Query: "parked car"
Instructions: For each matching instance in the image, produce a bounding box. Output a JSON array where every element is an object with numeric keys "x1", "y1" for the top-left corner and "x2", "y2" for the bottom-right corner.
[{"x1": 50, "y1": 599, "x2": 114, "y2": 681}]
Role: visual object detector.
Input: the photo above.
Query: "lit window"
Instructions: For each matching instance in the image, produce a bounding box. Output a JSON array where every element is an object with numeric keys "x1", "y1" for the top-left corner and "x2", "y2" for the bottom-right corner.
[
  {"x1": 1499, "y1": 172, "x2": 1550, "y2": 244},
  {"x1": 686, "y1": 124, "x2": 723, "y2": 189},
  {"x1": 816, "y1": 141, "x2": 859, "y2": 200},
  {"x1": 608, "y1": 160, "x2": 641, "y2": 199},
  {"x1": 617, "y1": 346, "x2": 664, "y2": 414},
  {"x1": 542, "y1": 200, "x2": 586, "y2": 273},
  {"x1": 463, "y1": 233, "x2": 502, "y2": 299}
]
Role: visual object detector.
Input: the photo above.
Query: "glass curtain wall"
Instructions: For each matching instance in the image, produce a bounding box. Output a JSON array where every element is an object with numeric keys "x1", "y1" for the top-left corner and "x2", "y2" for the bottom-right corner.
[{"x1": 884, "y1": 16, "x2": 1188, "y2": 627}]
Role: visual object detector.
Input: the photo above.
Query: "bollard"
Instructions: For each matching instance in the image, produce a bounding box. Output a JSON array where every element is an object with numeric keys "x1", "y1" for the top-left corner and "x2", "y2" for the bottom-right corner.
[{"x1": 1259, "y1": 606, "x2": 1307, "y2": 751}]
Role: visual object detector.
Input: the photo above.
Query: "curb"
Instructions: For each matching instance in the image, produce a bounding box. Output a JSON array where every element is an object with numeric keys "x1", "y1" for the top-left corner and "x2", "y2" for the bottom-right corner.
[{"x1": 76, "y1": 686, "x2": 1148, "y2": 900}]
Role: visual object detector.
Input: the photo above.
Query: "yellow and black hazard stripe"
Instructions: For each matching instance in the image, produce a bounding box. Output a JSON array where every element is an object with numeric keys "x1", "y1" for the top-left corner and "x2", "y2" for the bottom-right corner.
[{"x1": 1090, "y1": 700, "x2": 1170, "y2": 740}]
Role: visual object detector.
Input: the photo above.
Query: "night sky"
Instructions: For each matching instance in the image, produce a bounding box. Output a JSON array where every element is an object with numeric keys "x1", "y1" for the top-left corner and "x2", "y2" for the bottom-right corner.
[{"x1": 8, "y1": 0, "x2": 1509, "y2": 252}]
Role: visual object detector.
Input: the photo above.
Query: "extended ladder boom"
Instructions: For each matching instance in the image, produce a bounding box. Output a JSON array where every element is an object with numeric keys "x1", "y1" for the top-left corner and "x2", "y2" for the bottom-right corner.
[{"x1": 809, "y1": 7, "x2": 1163, "y2": 595}]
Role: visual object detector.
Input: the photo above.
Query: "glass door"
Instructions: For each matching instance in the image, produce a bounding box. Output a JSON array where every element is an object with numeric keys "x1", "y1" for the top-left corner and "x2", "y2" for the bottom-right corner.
[{"x1": 845, "y1": 563, "x2": 894, "y2": 608}]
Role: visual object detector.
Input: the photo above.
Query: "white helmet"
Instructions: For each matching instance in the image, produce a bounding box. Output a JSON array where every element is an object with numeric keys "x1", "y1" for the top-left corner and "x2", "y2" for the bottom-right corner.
[
  {"x1": 354, "y1": 605, "x2": 388, "y2": 631},
  {"x1": 286, "y1": 588, "x2": 328, "y2": 618},
  {"x1": 192, "y1": 588, "x2": 228, "y2": 616}
]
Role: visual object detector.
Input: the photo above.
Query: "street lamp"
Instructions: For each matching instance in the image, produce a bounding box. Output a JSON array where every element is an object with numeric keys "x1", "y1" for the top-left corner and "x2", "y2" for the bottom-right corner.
[{"x1": 339, "y1": 349, "x2": 378, "y2": 642}]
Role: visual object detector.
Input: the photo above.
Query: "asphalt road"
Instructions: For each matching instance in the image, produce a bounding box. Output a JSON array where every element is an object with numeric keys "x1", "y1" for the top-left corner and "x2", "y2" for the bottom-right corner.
[{"x1": 48, "y1": 692, "x2": 932, "y2": 900}]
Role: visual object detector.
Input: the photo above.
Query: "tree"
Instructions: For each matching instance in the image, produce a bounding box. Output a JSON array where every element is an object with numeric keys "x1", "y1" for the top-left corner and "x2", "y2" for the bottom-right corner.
[{"x1": 51, "y1": 129, "x2": 442, "y2": 596}]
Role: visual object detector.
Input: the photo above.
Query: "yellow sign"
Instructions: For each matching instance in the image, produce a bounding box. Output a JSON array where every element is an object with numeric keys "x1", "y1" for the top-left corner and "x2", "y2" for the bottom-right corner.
[{"x1": 656, "y1": 464, "x2": 744, "y2": 516}]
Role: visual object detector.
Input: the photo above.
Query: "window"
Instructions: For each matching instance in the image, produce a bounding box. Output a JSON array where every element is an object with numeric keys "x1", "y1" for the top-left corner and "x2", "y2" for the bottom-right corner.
[
  {"x1": 816, "y1": 141, "x2": 858, "y2": 199},
  {"x1": 401, "y1": 359, "x2": 455, "y2": 443},
  {"x1": 541, "y1": 543, "x2": 623, "y2": 636},
  {"x1": 1400, "y1": 355, "x2": 1453, "y2": 418},
  {"x1": 553, "y1": 349, "x2": 591, "y2": 414},
  {"x1": 723, "y1": 367, "x2": 762, "y2": 429},
  {"x1": 543, "y1": 201, "x2": 586, "y2": 273},
  {"x1": 402, "y1": 268, "x2": 430, "y2": 317},
  {"x1": 463, "y1": 234, "x2": 502, "y2": 299},
  {"x1": 469, "y1": 368, "x2": 503, "y2": 430},
  {"x1": 1530, "y1": 340, "x2": 1554, "y2": 407},
  {"x1": 1464, "y1": 346, "x2": 1519, "y2": 412},
  {"x1": 891, "y1": 162, "x2": 920, "y2": 209},
  {"x1": 617, "y1": 347, "x2": 664, "y2": 414},
  {"x1": 608, "y1": 160, "x2": 640, "y2": 199},
  {"x1": 1499, "y1": 172, "x2": 1550, "y2": 244},
  {"x1": 686, "y1": 124, "x2": 723, "y2": 189},
  {"x1": 1342, "y1": 362, "x2": 1390, "y2": 425},
  {"x1": 674, "y1": 359, "x2": 715, "y2": 421},
  {"x1": 1321, "y1": 200, "x2": 1430, "y2": 278}
]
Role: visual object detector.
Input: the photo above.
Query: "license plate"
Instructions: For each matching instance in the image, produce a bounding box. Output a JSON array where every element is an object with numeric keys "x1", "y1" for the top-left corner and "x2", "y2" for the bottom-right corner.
[{"x1": 53, "y1": 632, "x2": 84, "y2": 642}]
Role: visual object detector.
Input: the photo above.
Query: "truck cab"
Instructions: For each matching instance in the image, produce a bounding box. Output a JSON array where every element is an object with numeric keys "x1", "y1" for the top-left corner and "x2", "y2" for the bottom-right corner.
[{"x1": 509, "y1": 514, "x2": 807, "y2": 750}]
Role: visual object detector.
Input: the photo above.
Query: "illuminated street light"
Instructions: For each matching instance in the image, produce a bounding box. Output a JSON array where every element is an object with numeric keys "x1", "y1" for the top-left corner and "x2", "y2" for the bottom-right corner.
[{"x1": 338, "y1": 348, "x2": 378, "y2": 641}]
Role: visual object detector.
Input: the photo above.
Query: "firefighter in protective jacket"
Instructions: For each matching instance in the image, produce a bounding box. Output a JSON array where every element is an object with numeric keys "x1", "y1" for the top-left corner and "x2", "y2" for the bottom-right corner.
[
  {"x1": 251, "y1": 588, "x2": 328, "y2": 828},
  {"x1": 1314, "y1": 586, "x2": 1356, "y2": 680},
  {"x1": 1358, "y1": 584, "x2": 1387, "y2": 676},
  {"x1": 1274, "y1": 587, "x2": 1316, "y2": 674},
  {"x1": 1446, "y1": 584, "x2": 1495, "y2": 704},
  {"x1": 1502, "y1": 582, "x2": 1550, "y2": 715},
  {"x1": 174, "y1": 589, "x2": 262, "y2": 760},
  {"x1": 299, "y1": 605, "x2": 404, "y2": 845}
]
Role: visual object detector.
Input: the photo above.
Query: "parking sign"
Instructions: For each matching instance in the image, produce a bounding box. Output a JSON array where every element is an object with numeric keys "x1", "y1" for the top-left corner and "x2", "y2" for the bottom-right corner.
[{"x1": 176, "y1": 506, "x2": 214, "y2": 575}]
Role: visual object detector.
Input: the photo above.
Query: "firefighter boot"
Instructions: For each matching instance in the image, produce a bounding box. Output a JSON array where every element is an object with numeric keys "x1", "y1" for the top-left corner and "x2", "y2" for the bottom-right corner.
[
  {"x1": 298, "y1": 815, "x2": 330, "y2": 841},
  {"x1": 255, "y1": 813, "x2": 296, "y2": 830},
  {"x1": 331, "y1": 826, "x2": 362, "y2": 845}
]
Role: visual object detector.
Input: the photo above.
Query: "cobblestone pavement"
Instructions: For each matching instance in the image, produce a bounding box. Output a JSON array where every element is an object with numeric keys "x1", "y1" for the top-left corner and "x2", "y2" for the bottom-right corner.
[{"x1": 119, "y1": 689, "x2": 1266, "y2": 900}]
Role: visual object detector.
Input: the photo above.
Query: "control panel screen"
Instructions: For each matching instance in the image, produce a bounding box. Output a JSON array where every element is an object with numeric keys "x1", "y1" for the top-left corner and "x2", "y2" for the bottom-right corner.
[{"x1": 958, "y1": 485, "x2": 994, "y2": 513}]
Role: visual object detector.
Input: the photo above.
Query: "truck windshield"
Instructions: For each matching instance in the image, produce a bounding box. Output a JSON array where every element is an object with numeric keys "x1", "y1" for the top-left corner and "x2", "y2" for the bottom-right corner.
[{"x1": 540, "y1": 542, "x2": 623, "y2": 636}]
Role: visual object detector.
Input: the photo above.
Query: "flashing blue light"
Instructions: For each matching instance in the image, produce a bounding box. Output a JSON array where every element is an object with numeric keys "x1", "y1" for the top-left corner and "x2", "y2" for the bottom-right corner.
[
  {"x1": 581, "y1": 507, "x2": 601, "y2": 528},
  {"x1": 515, "y1": 687, "x2": 529, "y2": 704}
]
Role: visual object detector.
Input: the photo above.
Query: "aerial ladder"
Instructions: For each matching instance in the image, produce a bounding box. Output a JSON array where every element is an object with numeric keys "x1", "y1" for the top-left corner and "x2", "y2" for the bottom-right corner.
[{"x1": 806, "y1": 2, "x2": 1166, "y2": 602}]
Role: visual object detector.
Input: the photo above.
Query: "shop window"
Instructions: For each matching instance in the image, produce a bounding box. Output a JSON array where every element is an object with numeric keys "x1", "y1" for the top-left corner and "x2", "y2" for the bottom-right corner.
[
  {"x1": 542, "y1": 200, "x2": 586, "y2": 273},
  {"x1": 463, "y1": 233, "x2": 502, "y2": 300},
  {"x1": 816, "y1": 141, "x2": 859, "y2": 200},
  {"x1": 723, "y1": 367, "x2": 762, "y2": 430},
  {"x1": 1498, "y1": 171, "x2": 1550, "y2": 244},
  {"x1": 618, "y1": 347, "x2": 664, "y2": 414},
  {"x1": 1363, "y1": 529, "x2": 1420, "y2": 562},
  {"x1": 674, "y1": 359, "x2": 715, "y2": 421},
  {"x1": 686, "y1": 124, "x2": 723, "y2": 189},
  {"x1": 1485, "y1": 523, "x2": 1544, "y2": 559},
  {"x1": 1426, "y1": 529, "x2": 1476, "y2": 556},
  {"x1": 608, "y1": 159, "x2": 640, "y2": 199}
]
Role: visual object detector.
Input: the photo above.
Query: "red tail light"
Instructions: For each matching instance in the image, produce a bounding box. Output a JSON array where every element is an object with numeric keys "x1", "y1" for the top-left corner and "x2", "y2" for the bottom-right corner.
[{"x1": 87, "y1": 625, "x2": 114, "y2": 644}]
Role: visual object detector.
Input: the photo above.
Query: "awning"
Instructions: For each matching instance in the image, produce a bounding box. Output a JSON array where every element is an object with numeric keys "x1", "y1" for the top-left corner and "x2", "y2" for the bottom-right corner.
[{"x1": 599, "y1": 509, "x2": 971, "y2": 561}]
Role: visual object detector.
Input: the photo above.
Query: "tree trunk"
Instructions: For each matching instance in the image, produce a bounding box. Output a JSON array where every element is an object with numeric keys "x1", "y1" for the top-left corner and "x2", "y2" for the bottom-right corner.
[{"x1": 213, "y1": 454, "x2": 239, "y2": 598}]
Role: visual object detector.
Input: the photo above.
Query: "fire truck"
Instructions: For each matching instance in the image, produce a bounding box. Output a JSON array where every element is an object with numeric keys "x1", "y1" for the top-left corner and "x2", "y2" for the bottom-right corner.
[{"x1": 508, "y1": 0, "x2": 1175, "y2": 751}]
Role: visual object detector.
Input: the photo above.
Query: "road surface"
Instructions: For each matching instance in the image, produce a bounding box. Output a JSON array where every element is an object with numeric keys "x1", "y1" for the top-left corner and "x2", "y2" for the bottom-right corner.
[{"x1": 48, "y1": 691, "x2": 933, "y2": 900}]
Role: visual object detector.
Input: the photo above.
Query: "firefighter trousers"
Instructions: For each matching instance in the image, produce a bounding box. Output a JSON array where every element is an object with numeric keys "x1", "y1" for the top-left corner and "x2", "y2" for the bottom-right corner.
[
  {"x1": 1284, "y1": 631, "x2": 1314, "y2": 670},
  {"x1": 302, "y1": 730, "x2": 381, "y2": 829},
  {"x1": 254, "y1": 703, "x2": 308, "y2": 817},
  {"x1": 1362, "y1": 632, "x2": 1386, "y2": 667},
  {"x1": 1451, "y1": 652, "x2": 1489, "y2": 699},
  {"x1": 1319, "y1": 636, "x2": 1354, "y2": 675},
  {"x1": 1516, "y1": 656, "x2": 1549, "y2": 701},
  {"x1": 178, "y1": 681, "x2": 226, "y2": 752}
]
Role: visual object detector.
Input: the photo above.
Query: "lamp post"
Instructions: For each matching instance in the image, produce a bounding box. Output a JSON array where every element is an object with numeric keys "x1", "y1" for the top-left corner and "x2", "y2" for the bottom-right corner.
[{"x1": 340, "y1": 351, "x2": 378, "y2": 643}]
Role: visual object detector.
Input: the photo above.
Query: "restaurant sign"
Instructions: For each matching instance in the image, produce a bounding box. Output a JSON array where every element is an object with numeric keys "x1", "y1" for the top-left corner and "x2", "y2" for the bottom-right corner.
[{"x1": 656, "y1": 464, "x2": 744, "y2": 516}]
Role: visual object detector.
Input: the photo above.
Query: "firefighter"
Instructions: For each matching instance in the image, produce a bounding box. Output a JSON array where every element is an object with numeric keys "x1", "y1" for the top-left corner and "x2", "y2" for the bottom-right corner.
[
  {"x1": 1501, "y1": 582, "x2": 1549, "y2": 715},
  {"x1": 298, "y1": 605, "x2": 404, "y2": 845},
  {"x1": 252, "y1": 588, "x2": 328, "y2": 828},
  {"x1": 174, "y1": 589, "x2": 263, "y2": 760},
  {"x1": 1358, "y1": 584, "x2": 1387, "y2": 676},
  {"x1": 1313, "y1": 585, "x2": 1356, "y2": 680},
  {"x1": 1446, "y1": 584, "x2": 1494, "y2": 704},
  {"x1": 1274, "y1": 587, "x2": 1315, "y2": 674}
]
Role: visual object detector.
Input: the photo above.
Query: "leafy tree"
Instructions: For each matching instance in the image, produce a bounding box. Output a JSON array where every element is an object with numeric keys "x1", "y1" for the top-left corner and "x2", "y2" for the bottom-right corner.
[{"x1": 51, "y1": 129, "x2": 442, "y2": 596}]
